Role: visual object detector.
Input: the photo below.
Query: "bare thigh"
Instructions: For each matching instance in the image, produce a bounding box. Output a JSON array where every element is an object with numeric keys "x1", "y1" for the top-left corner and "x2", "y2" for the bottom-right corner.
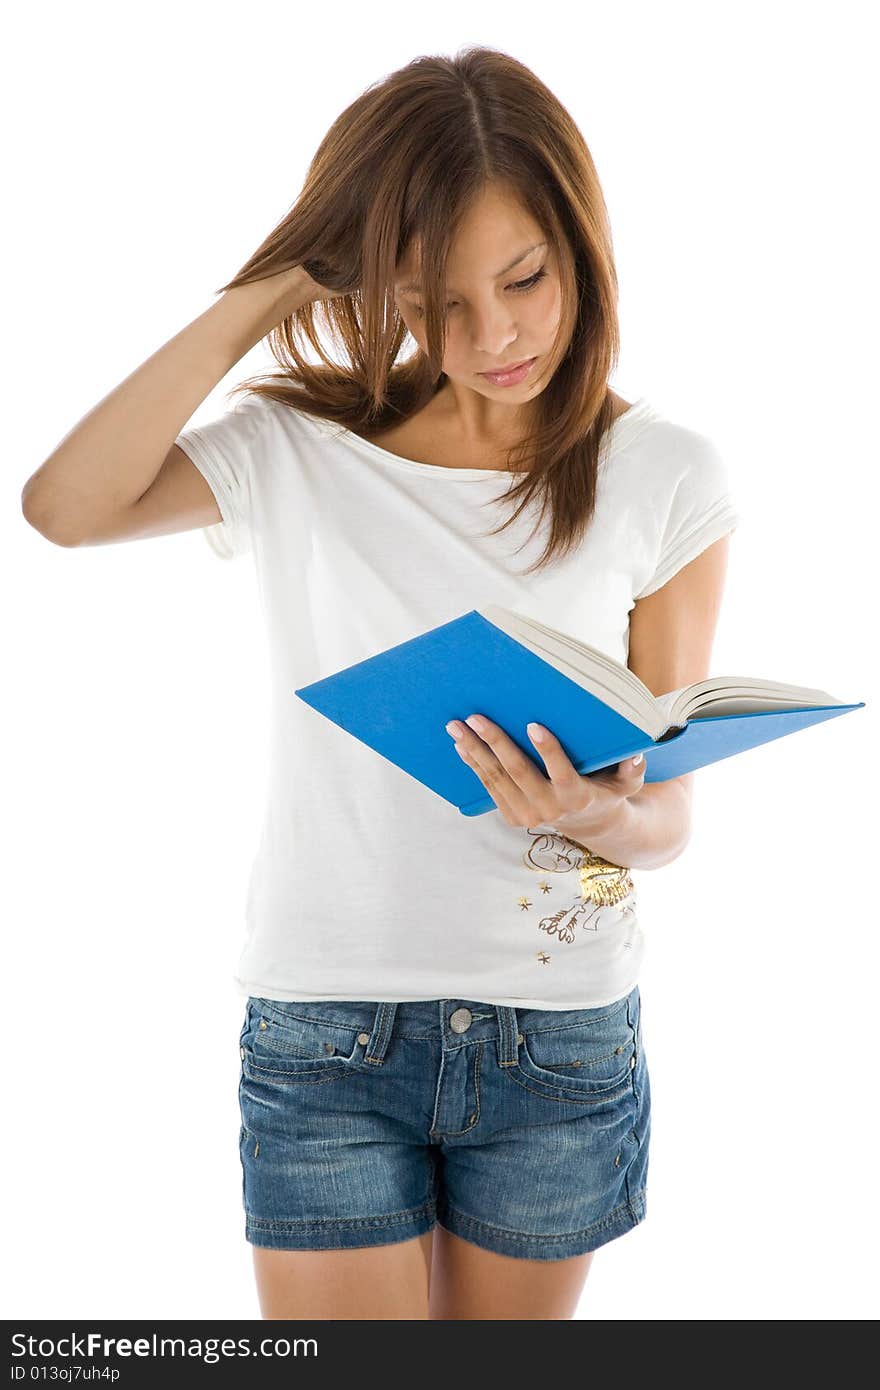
[
  {"x1": 428, "y1": 1226, "x2": 595, "y2": 1320},
  {"x1": 252, "y1": 1226, "x2": 596, "y2": 1320},
  {"x1": 251, "y1": 1230, "x2": 435, "y2": 1319}
]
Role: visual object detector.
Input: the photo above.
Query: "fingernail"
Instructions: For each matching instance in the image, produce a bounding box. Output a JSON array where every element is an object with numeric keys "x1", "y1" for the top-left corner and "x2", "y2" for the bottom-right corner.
[
  {"x1": 465, "y1": 715, "x2": 485, "y2": 732},
  {"x1": 527, "y1": 722, "x2": 545, "y2": 743},
  {"x1": 632, "y1": 754, "x2": 644, "y2": 766},
  {"x1": 446, "y1": 721, "x2": 463, "y2": 739}
]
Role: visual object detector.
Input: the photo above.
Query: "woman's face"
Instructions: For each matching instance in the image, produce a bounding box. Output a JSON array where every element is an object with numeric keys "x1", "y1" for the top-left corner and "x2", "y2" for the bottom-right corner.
[{"x1": 393, "y1": 182, "x2": 565, "y2": 405}]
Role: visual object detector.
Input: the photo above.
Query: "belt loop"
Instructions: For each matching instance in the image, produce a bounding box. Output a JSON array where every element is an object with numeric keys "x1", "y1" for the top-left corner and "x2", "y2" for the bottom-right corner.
[
  {"x1": 495, "y1": 1004, "x2": 520, "y2": 1066},
  {"x1": 363, "y1": 1001, "x2": 397, "y2": 1065}
]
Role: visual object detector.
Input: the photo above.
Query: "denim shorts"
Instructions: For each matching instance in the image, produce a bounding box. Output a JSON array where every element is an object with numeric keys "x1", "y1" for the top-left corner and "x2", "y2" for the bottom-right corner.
[{"x1": 237, "y1": 985, "x2": 650, "y2": 1261}]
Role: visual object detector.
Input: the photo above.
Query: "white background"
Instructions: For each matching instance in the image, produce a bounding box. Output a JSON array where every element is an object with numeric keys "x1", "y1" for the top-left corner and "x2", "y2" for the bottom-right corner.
[{"x1": 4, "y1": 0, "x2": 877, "y2": 1321}]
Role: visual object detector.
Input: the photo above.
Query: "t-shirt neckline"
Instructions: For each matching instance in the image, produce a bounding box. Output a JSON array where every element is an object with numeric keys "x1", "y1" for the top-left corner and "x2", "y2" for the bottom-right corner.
[{"x1": 308, "y1": 395, "x2": 655, "y2": 480}]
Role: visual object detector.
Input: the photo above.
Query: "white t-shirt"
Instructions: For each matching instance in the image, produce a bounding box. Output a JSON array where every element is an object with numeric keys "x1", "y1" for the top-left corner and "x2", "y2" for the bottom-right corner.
[{"x1": 175, "y1": 393, "x2": 740, "y2": 1009}]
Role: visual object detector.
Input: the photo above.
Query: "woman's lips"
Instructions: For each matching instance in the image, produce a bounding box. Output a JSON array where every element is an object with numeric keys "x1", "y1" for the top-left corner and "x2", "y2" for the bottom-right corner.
[{"x1": 478, "y1": 356, "x2": 537, "y2": 387}]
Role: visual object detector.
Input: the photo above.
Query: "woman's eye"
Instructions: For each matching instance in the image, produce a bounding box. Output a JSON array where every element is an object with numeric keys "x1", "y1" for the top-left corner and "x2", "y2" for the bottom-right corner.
[
  {"x1": 511, "y1": 268, "x2": 548, "y2": 293},
  {"x1": 408, "y1": 266, "x2": 547, "y2": 319}
]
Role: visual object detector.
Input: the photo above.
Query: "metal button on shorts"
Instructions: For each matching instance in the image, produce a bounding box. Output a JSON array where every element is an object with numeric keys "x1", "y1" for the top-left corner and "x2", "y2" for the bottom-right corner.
[{"x1": 449, "y1": 1007, "x2": 473, "y2": 1033}]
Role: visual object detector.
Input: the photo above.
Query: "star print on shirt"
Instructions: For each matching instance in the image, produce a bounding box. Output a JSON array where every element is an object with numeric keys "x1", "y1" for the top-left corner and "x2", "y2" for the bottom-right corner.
[{"x1": 516, "y1": 826, "x2": 638, "y2": 959}]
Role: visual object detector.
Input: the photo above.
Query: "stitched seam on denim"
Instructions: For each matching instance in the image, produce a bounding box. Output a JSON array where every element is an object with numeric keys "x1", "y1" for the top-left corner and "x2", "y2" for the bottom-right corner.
[
  {"x1": 438, "y1": 1038, "x2": 487, "y2": 1054},
  {"x1": 244, "y1": 1048, "x2": 354, "y2": 1075},
  {"x1": 254, "y1": 1043, "x2": 353, "y2": 1063},
  {"x1": 437, "y1": 1192, "x2": 646, "y2": 1245},
  {"x1": 426, "y1": 1145, "x2": 439, "y2": 1212},
  {"x1": 246, "y1": 1202, "x2": 438, "y2": 1232},
  {"x1": 523, "y1": 1009, "x2": 629, "y2": 1041},
  {"x1": 505, "y1": 1068, "x2": 634, "y2": 1105},
  {"x1": 397, "y1": 1029, "x2": 503, "y2": 1041},
  {"x1": 523, "y1": 997, "x2": 629, "y2": 1032},
  {"x1": 624, "y1": 1002, "x2": 644, "y2": 1209},
  {"x1": 253, "y1": 1002, "x2": 375, "y2": 1030},
  {"x1": 369, "y1": 1001, "x2": 395, "y2": 1062},
  {"x1": 625, "y1": 990, "x2": 640, "y2": 1072},
  {"x1": 247, "y1": 992, "x2": 636, "y2": 1042},
  {"x1": 428, "y1": 1041, "x2": 485, "y2": 1137},
  {"x1": 255, "y1": 1019, "x2": 489, "y2": 1046},
  {"x1": 518, "y1": 1044, "x2": 633, "y2": 1092},
  {"x1": 525, "y1": 1045, "x2": 631, "y2": 1070},
  {"x1": 256, "y1": 1020, "x2": 364, "y2": 1046},
  {"x1": 473, "y1": 1038, "x2": 482, "y2": 1123},
  {"x1": 244, "y1": 1060, "x2": 360, "y2": 1086},
  {"x1": 393, "y1": 1027, "x2": 624, "y2": 1041}
]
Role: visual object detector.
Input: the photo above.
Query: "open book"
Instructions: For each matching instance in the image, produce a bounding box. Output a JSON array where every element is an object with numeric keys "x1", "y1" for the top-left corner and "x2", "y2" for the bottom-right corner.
[{"x1": 294, "y1": 604, "x2": 864, "y2": 817}]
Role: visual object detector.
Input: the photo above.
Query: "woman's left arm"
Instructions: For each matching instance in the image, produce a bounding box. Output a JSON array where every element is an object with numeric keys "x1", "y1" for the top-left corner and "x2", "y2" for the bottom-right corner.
[
  {"x1": 557, "y1": 532, "x2": 733, "y2": 869},
  {"x1": 447, "y1": 533, "x2": 733, "y2": 870}
]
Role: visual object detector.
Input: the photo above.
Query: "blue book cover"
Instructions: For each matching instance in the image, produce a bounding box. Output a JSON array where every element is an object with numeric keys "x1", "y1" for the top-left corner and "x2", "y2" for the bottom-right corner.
[{"x1": 294, "y1": 608, "x2": 865, "y2": 817}]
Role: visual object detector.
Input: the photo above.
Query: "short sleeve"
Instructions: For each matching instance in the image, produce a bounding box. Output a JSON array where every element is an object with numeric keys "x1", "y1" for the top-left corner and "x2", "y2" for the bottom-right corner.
[
  {"x1": 174, "y1": 394, "x2": 271, "y2": 560},
  {"x1": 633, "y1": 437, "x2": 741, "y2": 600}
]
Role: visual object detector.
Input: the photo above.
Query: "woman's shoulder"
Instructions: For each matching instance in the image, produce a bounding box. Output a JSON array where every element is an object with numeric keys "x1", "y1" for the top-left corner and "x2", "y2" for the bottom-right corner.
[
  {"x1": 613, "y1": 397, "x2": 724, "y2": 464},
  {"x1": 612, "y1": 402, "x2": 735, "y2": 516},
  {"x1": 232, "y1": 391, "x2": 343, "y2": 447}
]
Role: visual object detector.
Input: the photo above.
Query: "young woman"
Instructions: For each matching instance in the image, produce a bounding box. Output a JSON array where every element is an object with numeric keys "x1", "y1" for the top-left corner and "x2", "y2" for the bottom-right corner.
[{"x1": 22, "y1": 47, "x2": 739, "y2": 1320}]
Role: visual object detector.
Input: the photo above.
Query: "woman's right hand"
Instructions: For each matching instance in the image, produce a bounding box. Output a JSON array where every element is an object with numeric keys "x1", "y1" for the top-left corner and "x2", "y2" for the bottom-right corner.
[
  {"x1": 244, "y1": 262, "x2": 350, "y2": 311},
  {"x1": 296, "y1": 264, "x2": 351, "y2": 305},
  {"x1": 222, "y1": 263, "x2": 349, "y2": 335}
]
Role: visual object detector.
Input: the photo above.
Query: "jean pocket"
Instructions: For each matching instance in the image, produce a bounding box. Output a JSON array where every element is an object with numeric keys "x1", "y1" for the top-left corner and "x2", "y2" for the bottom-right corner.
[
  {"x1": 512, "y1": 994, "x2": 638, "y2": 1104},
  {"x1": 240, "y1": 998, "x2": 369, "y2": 1087}
]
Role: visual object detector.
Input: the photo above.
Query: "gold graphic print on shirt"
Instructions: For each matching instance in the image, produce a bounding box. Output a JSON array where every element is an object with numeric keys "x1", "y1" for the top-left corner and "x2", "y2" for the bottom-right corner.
[{"x1": 520, "y1": 827, "x2": 636, "y2": 960}]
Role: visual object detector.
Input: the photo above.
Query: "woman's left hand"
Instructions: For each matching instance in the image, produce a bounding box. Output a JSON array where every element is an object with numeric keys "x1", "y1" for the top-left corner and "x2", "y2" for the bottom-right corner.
[{"x1": 445, "y1": 714, "x2": 646, "y2": 833}]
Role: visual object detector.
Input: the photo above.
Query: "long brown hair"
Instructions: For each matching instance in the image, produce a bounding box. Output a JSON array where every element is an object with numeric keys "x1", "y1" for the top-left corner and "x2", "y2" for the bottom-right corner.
[{"x1": 217, "y1": 45, "x2": 622, "y2": 575}]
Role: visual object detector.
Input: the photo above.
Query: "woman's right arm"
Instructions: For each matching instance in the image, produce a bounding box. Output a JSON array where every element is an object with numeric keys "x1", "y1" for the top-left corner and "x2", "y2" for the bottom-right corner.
[{"x1": 20, "y1": 265, "x2": 320, "y2": 547}]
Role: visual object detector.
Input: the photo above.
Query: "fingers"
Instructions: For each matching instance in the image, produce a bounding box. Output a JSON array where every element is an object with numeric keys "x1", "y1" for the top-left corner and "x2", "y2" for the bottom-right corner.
[
  {"x1": 589, "y1": 750, "x2": 645, "y2": 795},
  {"x1": 445, "y1": 715, "x2": 649, "y2": 824},
  {"x1": 446, "y1": 716, "x2": 535, "y2": 822},
  {"x1": 526, "y1": 722, "x2": 647, "y2": 811},
  {"x1": 459, "y1": 715, "x2": 558, "y2": 797},
  {"x1": 606, "y1": 752, "x2": 647, "y2": 794},
  {"x1": 445, "y1": 714, "x2": 585, "y2": 823},
  {"x1": 523, "y1": 722, "x2": 585, "y2": 793}
]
